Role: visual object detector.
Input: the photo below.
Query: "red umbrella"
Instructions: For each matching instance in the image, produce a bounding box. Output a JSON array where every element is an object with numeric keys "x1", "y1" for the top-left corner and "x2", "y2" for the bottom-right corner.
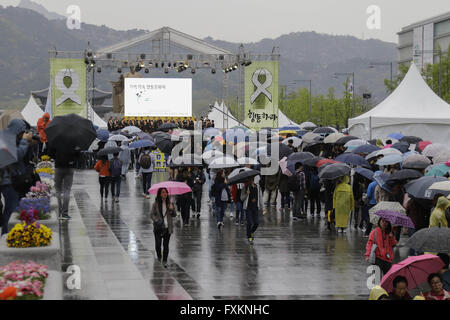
[
  {"x1": 380, "y1": 254, "x2": 444, "y2": 293},
  {"x1": 418, "y1": 141, "x2": 432, "y2": 151},
  {"x1": 315, "y1": 159, "x2": 339, "y2": 168}
]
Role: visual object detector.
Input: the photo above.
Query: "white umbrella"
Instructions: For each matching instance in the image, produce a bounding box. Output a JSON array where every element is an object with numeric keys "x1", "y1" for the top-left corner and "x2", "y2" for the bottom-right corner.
[
  {"x1": 376, "y1": 148, "x2": 402, "y2": 157},
  {"x1": 108, "y1": 134, "x2": 128, "y2": 142},
  {"x1": 299, "y1": 121, "x2": 317, "y2": 129},
  {"x1": 433, "y1": 150, "x2": 450, "y2": 164},
  {"x1": 301, "y1": 132, "x2": 321, "y2": 144},
  {"x1": 428, "y1": 181, "x2": 450, "y2": 192},
  {"x1": 237, "y1": 157, "x2": 258, "y2": 165},
  {"x1": 369, "y1": 201, "x2": 407, "y2": 225},
  {"x1": 344, "y1": 139, "x2": 367, "y2": 148},
  {"x1": 423, "y1": 143, "x2": 449, "y2": 158},
  {"x1": 121, "y1": 126, "x2": 141, "y2": 134},
  {"x1": 365, "y1": 150, "x2": 380, "y2": 160},
  {"x1": 282, "y1": 137, "x2": 302, "y2": 148},
  {"x1": 324, "y1": 133, "x2": 345, "y2": 144},
  {"x1": 202, "y1": 150, "x2": 224, "y2": 164},
  {"x1": 209, "y1": 156, "x2": 239, "y2": 169}
]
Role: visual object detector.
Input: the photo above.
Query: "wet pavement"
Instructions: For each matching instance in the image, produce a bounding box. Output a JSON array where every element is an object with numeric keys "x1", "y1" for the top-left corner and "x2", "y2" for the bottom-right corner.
[{"x1": 59, "y1": 169, "x2": 411, "y2": 300}]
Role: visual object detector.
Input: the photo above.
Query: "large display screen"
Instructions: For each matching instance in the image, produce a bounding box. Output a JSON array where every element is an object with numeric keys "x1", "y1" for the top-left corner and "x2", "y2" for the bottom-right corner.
[{"x1": 124, "y1": 78, "x2": 192, "y2": 117}]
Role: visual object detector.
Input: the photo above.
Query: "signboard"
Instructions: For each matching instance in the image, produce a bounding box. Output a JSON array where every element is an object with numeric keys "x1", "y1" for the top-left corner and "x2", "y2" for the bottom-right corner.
[
  {"x1": 244, "y1": 61, "x2": 279, "y2": 130},
  {"x1": 124, "y1": 78, "x2": 192, "y2": 117},
  {"x1": 152, "y1": 149, "x2": 166, "y2": 171},
  {"x1": 50, "y1": 58, "x2": 86, "y2": 117}
]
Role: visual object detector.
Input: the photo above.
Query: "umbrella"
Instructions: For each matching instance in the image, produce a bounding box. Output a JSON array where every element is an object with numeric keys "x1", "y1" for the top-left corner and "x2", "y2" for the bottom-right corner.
[
  {"x1": 352, "y1": 144, "x2": 380, "y2": 155},
  {"x1": 209, "y1": 156, "x2": 239, "y2": 169},
  {"x1": 365, "y1": 150, "x2": 380, "y2": 160},
  {"x1": 401, "y1": 150, "x2": 419, "y2": 160},
  {"x1": 388, "y1": 133, "x2": 404, "y2": 140},
  {"x1": 149, "y1": 181, "x2": 191, "y2": 195},
  {"x1": 400, "y1": 136, "x2": 423, "y2": 144},
  {"x1": 376, "y1": 148, "x2": 402, "y2": 157},
  {"x1": 370, "y1": 210, "x2": 414, "y2": 228},
  {"x1": 376, "y1": 154, "x2": 403, "y2": 166},
  {"x1": 428, "y1": 180, "x2": 450, "y2": 194},
  {"x1": 354, "y1": 167, "x2": 374, "y2": 181},
  {"x1": 417, "y1": 141, "x2": 432, "y2": 152},
  {"x1": 135, "y1": 132, "x2": 153, "y2": 141},
  {"x1": 373, "y1": 172, "x2": 392, "y2": 193},
  {"x1": 279, "y1": 157, "x2": 292, "y2": 176},
  {"x1": 324, "y1": 133, "x2": 346, "y2": 144},
  {"x1": 154, "y1": 133, "x2": 175, "y2": 154},
  {"x1": 287, "y1": 152, "x2": 315, "y2": 162},
  {"x1": 405, "y1": 228, "x2": 450, "y2": 253},
  {"x1": 316, "y1": 158, "x2": 339, "y2": 168},
  {"x1": 302, "y1": 156, "x2": 324, "y2": 167},
  {"x1": 303, "y1": 135, "x2": 324, "y2": 148},
  {"x1": 369, "y1": 201, "x2": 407, "y2": 225},
  {"x1": 97, "y1": 147, "x2": 123, "y2": 156},
  {"x1": 423, "y1": 143, "x2": 449, "y2": 158},
  {"x1": 335, "y1": 153, "x2": 370, "y2": 168},
  {"x1": 433, "y1": 150, "x2": 450, "y2": 164},
  {"x1": 317, "y1": 163, "x2": 351, "y2": 180},
  {"x1": 203, "y1": 127, "x2": 221, "y2": 140},
  {"x1": 0, "y1": 130, "x2": 17, "y2": 169},
  {"x1": 237, "y1": 157, "x2": 258, "y2": 165},
  {"x1": 299, "y1": 121, "x2": 317, "y2": 129},
  {"x1": 169, "y1": 154, "x2": 203, "y2": 167},
  {"x1": 108, "y1": 134, "x2": 128, "y2": 142},
  {"x1": 265, "y1": 143, "x2": 293, "y2": 160},
  {"x1": 405, "y1": 176, "x2": 449, "y2": 200},
  {"x1": 279, "y1": 130, "x2": 298, "y2": 136},
  {"x1": 96, "y1": 129, "x2": 109, "y2": 142},
  {"x1": 121, "y1": 126, "x2": 141, "y2": 134},
  {"x1": 301, "y1": 132, "x2": 321, "y2": 144},
  {"x1": 425, "y1": 163, "x2": 450, "y2": 177},
  {"x1": 202, "y1": 150, "x2": 224, "y2": 164},
  {"x1": 282, "y1": 137, "x2": 302, "y2": 148},
  {"x1": 278, "y1": 125, "x2": 301, "y2": 132},
  {"x1": 335, "y1": 135, "x2": 359, "y2": 145},
  {"x1": 380, "y1": 254, "x2": 444, "y2": 293},
  {"x1": 313, "y1": 127, "x2": 337, "y2": 135},
  {"x1": 158, "y1": 123, "x2": 178, "y2": 131},
  {"x1": 344, "y1": 139, "x2": 367, "y2": 148},
  {"x1": 387, "y1": 169, "x2": 423, "y2": 182},
  {"x1": 129, "y1": 140, "x2": 155, "y2": 149},
  {"x1": 227, "y1": 168, "x2": 260, "y2": 185},
  {"x1": 45, "y1": 113, "x2": 96, "y2": 153},
  {"x1": 391, "y1": 142, "x2": 410, "y2": 153},
  {"x1": 402, "y1": 154, "x2": 431, "y2": 169}
]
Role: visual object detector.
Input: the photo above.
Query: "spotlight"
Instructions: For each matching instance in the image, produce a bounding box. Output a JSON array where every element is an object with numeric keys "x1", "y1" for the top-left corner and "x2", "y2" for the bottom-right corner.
[
  {"x1": 211, "y1": 68, "x2": 216, "y2": 74},
  {"x1": 97, "y1": 67, "x2": 101, "y2": 73},
  {"x1": 135, "y1": 64, "x2": 142, "y2": 72},
  {"x1": 191, "y1": 68, "x2": 196, "y2": 74},
  {"x1": 219, "y1": 55, "x2": 224, "y2": 60},
  {"x1": 168, "y1": 62, "x2": 171, "y2": 68},
  {"x1": 148, "y1": 61, "x2": 153, "y2": 67},
  {"x1": 232, "y1": 64, "x2": 238, "y2": 70},
  {"x1": 161, "y1": 62, "x2": 165, "y2": 68},
  {"x1": 84, "y1": 58, "x2": 90, "y2": 65},
  {"x1": 144, "y1": 68, "x2": 149, "y2": 73},
  {"x1": 244, "y1": 60, "x2": 252, "y2": 66},
  {"x1": 140, "y1": 54, "x2": 146, "y2": 60},
  {"x1": 173, "y1": 62, "x2": 177, "y2": 68},
  {"x1": 139, "y1": 60, "x2": 145, "y2": 68},
  {"x1": 155, "y1": 62, "x2": 159, "y2": 68},
  {"x1": 90, "y1": 61, "x2": 95, "y2": 68},
  {"x1": 117, "y1": 67, "x2": 122, "y2": 73},
  {"x1": 86, "y1": 51, "x2": 93, "y2": 57},
  {"x1": 164, "y1": 67, "x2": 169, "y2": 74},
  {"x1": 187, "y1": 54, "x2": 193, "y2": 60}
]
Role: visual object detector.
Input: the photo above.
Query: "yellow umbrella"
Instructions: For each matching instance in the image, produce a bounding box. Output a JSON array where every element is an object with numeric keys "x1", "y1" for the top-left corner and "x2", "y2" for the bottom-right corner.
[{"x1": 279, "y1": 130, "x2": 297, "y2": 135}]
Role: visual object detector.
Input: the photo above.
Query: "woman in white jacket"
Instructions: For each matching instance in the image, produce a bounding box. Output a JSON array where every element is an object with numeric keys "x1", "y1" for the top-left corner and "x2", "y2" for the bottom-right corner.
[{"x1": 241, "y1": 176, "x2": 263, "y2": 245}]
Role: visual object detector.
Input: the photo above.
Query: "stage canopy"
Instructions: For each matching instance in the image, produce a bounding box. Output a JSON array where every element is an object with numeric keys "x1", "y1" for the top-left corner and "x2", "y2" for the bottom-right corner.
[
  {"x1": 348, "y1": 63, "x2": 450, "y2": 146},
  {"x1": 206, "y1": 101, "x2": 240, "y2": 129},
  {"x1": 21, "y1": 95, "x2": 44, "y2": 126}
]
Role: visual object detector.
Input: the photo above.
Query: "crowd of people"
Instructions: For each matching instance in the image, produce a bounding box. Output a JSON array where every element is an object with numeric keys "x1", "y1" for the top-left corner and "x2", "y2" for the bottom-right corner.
[{"x1": 107, "y1": 116, "x2": 215, "y2": 133}]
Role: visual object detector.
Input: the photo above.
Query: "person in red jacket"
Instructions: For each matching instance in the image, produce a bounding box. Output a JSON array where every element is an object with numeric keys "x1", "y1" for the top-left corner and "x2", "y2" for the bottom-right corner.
[
  {"x1": 365, "y1": 217, "x2": 397, "y2": 275},
  {"x1": 37, "y1": 112, "x2": 51, "y2": 156}
]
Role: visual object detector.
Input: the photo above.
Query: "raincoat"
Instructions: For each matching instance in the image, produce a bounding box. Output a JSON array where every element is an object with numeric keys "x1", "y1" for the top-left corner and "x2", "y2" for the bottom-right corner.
[
  {"x1": 429, "y1": 196, "x2": 449, "y2": 228},
  {"x1": 119, "y1": 140, "x2": 131, "y2": 174},
  {"x1": 37, "y1": 112, "x2": 51, "y2": 143},
  {"x1": 369, "y1": 285, "x2": 388, "y2": 300},
  {"x1": 333, "y1": 175, "x2": 354, "y2": 228},
  {"x1": 365, "y1": 226, "x2": 397, "y2": 263}
]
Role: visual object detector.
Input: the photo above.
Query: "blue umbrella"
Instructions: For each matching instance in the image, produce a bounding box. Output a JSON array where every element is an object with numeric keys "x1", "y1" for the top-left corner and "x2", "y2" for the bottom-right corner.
[
  {"x1": 373, "y1": 171, "x2": 392, "y2": 192},
  {"x1": 354, "y1": 167, "x2": 375, "y2": 181},
  {"x1": 352, "y1": 144, "x2": 380, "y2": 155},
  {"x1": 376, "y1": 154, "x2": 403, "y2": 166},
  {"x1": 388, "y1": 133, "x2": 404, "y2": 140},
  {"x1": 129, "y1": 140, "x2": 155, "y2": 149},
  {"x1": 203, "y1": 127, "x2": 220, "y2": 138},
  {"x1": 335, "y1": 153, "x2": 370, "y2": 168},
  {"x1": 96, "y1": 129, "x2": 109, "y2": 142}
]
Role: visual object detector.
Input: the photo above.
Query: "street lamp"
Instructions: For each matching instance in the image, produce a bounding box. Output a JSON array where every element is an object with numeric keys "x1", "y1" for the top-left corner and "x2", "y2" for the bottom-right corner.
[
  {"x1": 292, "y1": 80, "x2": 312, "y2": 121},
  {"x1": 369, "y1": 61, "x2": 394, "y2": 82},
  {"x1": 333, "y1": 72, "x2": 355, "y2": 116}
]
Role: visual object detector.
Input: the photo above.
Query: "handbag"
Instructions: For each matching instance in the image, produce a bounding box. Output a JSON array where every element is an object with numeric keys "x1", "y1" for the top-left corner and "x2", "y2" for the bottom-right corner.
[
  {"x1": 368, "y1": 229, "x2": 378, "y2": 264},
  {"x1": 153, "y1": 203, "x2": 169, "y2": 235}
]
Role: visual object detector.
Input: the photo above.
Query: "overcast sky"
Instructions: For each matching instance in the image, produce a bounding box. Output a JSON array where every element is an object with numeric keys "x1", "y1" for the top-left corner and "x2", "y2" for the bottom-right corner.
[{"x1": 1, "y1": 0, "x2": 449, "y2": 43}]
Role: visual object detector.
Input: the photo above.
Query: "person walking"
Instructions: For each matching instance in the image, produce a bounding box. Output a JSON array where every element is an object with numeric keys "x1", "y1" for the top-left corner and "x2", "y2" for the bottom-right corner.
[
  {"x1": 139, "y1": 147, "x2": 154, "y2": 199},
  {"x1": 364, "y1": 178, "x2": 378, "y2": 236},
  {"x1": 94, "y1": 155, "x2": 111, "y2": 202},
  {"x1": 290, "y1": 162, "x2": 307, "y2": 221},
  {"x1": 309, "y1": 167, "x2": 322, "y2": 218},
  {"x1": 231, "y1": 182, "x2": 245, "y2": 226},
  {"x1": 263, "y1": 169, "x2": 280, "y2": 209},
  {"x1": 36, "y1": 112, "x2": 51, "y2": 156},
  {"x1": 365, "y1": 218, "x2": 397, "y2": 275},
  {"x1": 0, "y1": 119, "x2": 32, "y2": 234},
  {"x1": 241, "y1": 176, "x2": 263, "y2": 245},
  {"x1": 211, "y1": 170, "x2": 231, "y2": 230},
  {"x1": 333, "y1": 175, "x2": 354, "y2": 233},
  {"x1": 279, "y1": 173, "x2": 291, "y2": 210},
  {"x1": 109, "y1": 153, "x2": 123, "y2": 203},
  {"x1": 151, "y1": 187, "x2": 177, "y2": 268},
  {"x1": 191, "y1": 167, "x2": 205, "y2": 219},
  {"x1": 119, "y1": 140, "x2": 131, "y2": 179},
  {"x1": 177, "y1": 168, "x2": 194, "y2": 226}
]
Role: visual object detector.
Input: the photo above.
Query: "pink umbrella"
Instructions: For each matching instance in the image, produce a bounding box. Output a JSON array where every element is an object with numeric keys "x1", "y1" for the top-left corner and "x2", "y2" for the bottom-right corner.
[
  {"x1": 149, "y1": 181, "x2": 192, "y2": 195},
  {"x1": 279, "y1": 157, "x2": 292, "y2": 177},
  {"x1": 383, "y1": 144, "x2": 392, "y2": 149},
  {"x1": 380, "y1": 254, "x2": 444, "y2": 293}
]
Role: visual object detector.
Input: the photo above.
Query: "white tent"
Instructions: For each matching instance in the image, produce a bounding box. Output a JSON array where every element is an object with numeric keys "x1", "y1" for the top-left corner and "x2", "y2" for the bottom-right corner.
[
  {"x1": 206, "y1": 101, "x2": 240, "y2": 129},
  {"x1": 348, "y1": 63, "x2": 450, "y2": 145},
  {"x1": 278, "y1": 110, "x2": 300, "y2": 127},
  {"x1": 88, "y1": 102, "x2": 107, "y2": 128},
  {"x1": 21, "y1": 95, "x2": 44, "y2": 126}
]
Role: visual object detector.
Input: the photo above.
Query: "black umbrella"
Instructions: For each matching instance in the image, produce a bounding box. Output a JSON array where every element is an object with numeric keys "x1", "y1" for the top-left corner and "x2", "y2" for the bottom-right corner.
[
  {"x1": 367, "y1": 139, "x2": 378, "y2": 146},
  {"x1": 45, "y1": 114, "x2": 96, "y2": 153},
  {"x1": 154, "y1": 132, "x2": 175, "y2": 153},
  {"x1": 352, "y1": 144, "x2": 380, "y2": 155},
  {"x1": 387, "y1": 169, "x2": 423, "y2": 182},
  {"x1": 335, "y1": 135, "x2": 359, "y2": 145},
  {"x1": 374, "y1": 172, "x2": 392, "y2": 193},
  {"x1": 158, "y1": 123, "x2": 178, "y2": 131},
  {"x1": 400, "y1": 136, "x2": 423, "y2": 144},
  {"x1": 97, "y1": 147, "x2": 123, "y2": 156},
  {"x1": 266, "y1": 143, "x2": 293, "y2": 160},
  {"x1": 318, "y1": 163, "x2": 351, "y2": 180},
  {"x1": 405, "y1": 227, "x2": 450, "y2": 253},
  {"x1": 287, "y1": 152, "x2": 315, "y2": 162},
  {"x1": 391, "y1": 142, "x2": 410, "y2": 153},
  {"x1": 227, "y1": 168, "x2": 260, "y2": 185},
  {"x1": 302, "y1": 156, "x2": 324, "y2": 167},
  {"x1": 313, "y1": 127, "x2": 336, "y2": 134},
  {"x1": 335, "y1": 153, "x2": 371, "y2": 168},
  {"x1": 404, "y1": 176, "x2": 448, "y2": 200},
  {"x1": 354, "y1": 167, "x2": 374, "y2": 181}
]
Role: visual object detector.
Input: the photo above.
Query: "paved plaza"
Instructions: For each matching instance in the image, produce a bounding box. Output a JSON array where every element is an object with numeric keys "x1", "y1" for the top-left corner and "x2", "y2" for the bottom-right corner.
[{"x1": 59, "y1": 169, "x2": 410, "y2": 300}]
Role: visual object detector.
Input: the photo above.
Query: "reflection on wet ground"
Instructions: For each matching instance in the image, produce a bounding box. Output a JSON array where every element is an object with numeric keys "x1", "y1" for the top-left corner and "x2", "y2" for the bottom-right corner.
[{"x1": 59, "y1": 170, "x2": 410, "y2": 300}]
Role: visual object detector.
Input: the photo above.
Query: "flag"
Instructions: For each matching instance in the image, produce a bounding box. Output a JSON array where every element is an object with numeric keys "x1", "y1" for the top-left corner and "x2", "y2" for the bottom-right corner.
[{"x1": 44, "y1": 79, "x2": 52, "y2": 119}]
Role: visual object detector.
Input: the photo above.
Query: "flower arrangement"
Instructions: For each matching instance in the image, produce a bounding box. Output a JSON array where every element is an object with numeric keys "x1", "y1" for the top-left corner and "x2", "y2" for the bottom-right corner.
[
  {"x1": 0, "y1": 261, "x2": 49, "y2": 300},
  {"x1": 40, "y1": 155, "x2": 51, "y2": 161},
  {"x1": 16, "y1": 198, "x2": 50, "y2": 215},
  {"x1": 26, "y1": 182, "x2": 50, "y2": 200},
  {"x1": 18, "y1": 208, "x2": 50, "y2": 223},
  {"x1": 7, "y1": 222, "x2": 53, "y2": 248},
  {"x1": 35, "y1": 167, "x2": 54, "y2": 176},
  {"x1": 39, "y1": 177, "x2": 54, "y2": 190}
]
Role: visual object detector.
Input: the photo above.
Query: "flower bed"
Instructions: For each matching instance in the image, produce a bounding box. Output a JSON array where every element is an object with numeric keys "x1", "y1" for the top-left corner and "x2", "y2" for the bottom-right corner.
[
  {"x1": 7, "y1": 222, "x2": 52, "y2": 248},
  {"x1": 17, "y1": 198, "x2": 51, "y2": 216},
  {"x1": 8, "y1": 211, "x2": 58, "y2": 230}
]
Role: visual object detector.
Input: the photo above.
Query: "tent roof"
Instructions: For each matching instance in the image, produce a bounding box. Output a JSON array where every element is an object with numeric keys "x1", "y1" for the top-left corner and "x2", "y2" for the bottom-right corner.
[
  {"x1": 278, "y1": 110, "x2": 300, "y2": 127},
  {"x1": 349, "y1": 63, "x2": 450, "y2": 129},
  {"x1": 88, "y1": 102, "x2": 107, "y2": 128},
  {"x1": 206, "y1": 101, "x2": 240, "y2": 129},
  {"x1": 21, "y1": 95, "x2": 44, "y2": 126}
]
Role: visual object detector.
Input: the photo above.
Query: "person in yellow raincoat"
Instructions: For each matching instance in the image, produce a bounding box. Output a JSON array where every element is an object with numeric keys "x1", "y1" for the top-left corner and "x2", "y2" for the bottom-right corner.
[
  {"x1": 369, "y1": 285, "x2": 389, "y2": 300},
  {"x1": 333, "y1": 175, "x2": 354, "y2": 233},
  {"x1": 429, "y1": 196, "x2": 449, "y2": 228}
]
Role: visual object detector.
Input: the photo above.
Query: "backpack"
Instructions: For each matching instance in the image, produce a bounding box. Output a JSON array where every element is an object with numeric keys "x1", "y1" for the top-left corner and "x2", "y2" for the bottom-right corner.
[
  {"x1": 288, "y1": 174, "x2": 300, "y2": 192},
  {"x1": 110, "y1": 159, "x2": 122, "y2": 177},
  {"x1": 139, "y1": 153, "x2": 151, "y2": 169},
  {"x1": 309, "y1": 173, "x2": 321, "y2": 192}
]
